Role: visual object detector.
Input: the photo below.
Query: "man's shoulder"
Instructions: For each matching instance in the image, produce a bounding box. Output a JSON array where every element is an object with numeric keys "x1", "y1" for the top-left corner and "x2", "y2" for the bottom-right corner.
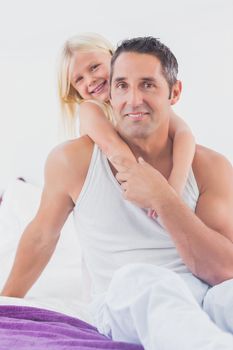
[
  {"x1": 47, "y1": 136, "x2": 94, "y2": 167},
  {"x1": 193, "y1": 145, "x2": 233, "y2": 193},
  {"x1": 194, "y1": 144, "x2": 231, "y2": 167},
  {"x1": 45, "y1": 136, "x2": 95, "y2": 202}
]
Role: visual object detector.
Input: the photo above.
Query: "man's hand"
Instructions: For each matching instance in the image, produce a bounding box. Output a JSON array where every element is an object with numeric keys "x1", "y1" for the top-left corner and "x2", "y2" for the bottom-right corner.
[{"x1": 113, "y1": 156, "x2": 174, "y2": 210}]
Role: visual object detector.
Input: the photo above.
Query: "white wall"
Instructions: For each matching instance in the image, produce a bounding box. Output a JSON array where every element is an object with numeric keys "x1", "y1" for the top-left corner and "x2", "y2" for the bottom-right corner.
[{"x1": 0, "y1": 0, "x2": 232, "y2": 191}]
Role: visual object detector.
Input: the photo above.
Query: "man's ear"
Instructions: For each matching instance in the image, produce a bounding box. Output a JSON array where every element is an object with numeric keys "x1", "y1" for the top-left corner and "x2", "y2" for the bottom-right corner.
[{"x1": 170, "y1": 80, "x2": 182, "y2": 105}]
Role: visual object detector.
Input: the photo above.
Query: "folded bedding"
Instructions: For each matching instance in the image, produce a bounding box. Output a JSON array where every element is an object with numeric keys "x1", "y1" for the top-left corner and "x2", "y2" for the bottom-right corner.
[{"x1": 0, "y1": 305, "x2": 143, "y2": 350}]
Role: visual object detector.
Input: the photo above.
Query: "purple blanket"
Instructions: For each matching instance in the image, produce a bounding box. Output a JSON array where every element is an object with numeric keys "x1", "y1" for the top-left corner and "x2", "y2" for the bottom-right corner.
[{"x1": 0, "y1": 305, "x2": 143, "y2": 350}]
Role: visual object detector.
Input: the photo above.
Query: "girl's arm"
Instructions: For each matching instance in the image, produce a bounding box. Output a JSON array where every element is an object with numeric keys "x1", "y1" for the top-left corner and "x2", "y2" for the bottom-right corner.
[
  {"x1": 79, "y1": 101, "x2": 136, "y2": 172},
  {"x1": 168, "y1": 113, "x2": 196, "y2": 195}
]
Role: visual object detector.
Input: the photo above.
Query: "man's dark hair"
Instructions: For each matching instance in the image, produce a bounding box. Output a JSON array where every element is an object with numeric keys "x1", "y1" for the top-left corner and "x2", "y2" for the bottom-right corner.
[{"x1": 110, "y1": 36, "x2": 178, "y2": 97}]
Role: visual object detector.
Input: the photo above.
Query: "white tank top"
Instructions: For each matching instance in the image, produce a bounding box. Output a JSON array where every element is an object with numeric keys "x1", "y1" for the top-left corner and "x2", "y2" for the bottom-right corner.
[{"x1": 73, "y1": 144, "x2": 200, "y2": 298}]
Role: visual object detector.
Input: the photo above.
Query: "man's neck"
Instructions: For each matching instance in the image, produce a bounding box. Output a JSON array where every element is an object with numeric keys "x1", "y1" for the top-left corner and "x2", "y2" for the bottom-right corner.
[{"x1": 123, "y1": 124, "x2": 172, "y2": 166}]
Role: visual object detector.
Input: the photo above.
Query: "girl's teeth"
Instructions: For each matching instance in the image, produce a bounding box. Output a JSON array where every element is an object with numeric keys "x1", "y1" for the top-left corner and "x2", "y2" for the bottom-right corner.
[
  {"x1": 93, "y1": 82, "x2": 104, "y2": 93},
  {"x1": 128, "y1": 113, "x2": 143, "y2": 117}
]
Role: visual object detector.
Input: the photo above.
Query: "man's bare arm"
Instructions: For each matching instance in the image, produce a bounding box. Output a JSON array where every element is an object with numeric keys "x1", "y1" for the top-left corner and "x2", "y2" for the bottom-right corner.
[
  {"x1": 190, "y1": 146, "x2": 233, "y2": 283},
  {"x1": 115, "y1": 147, "x2": 233, "y2": 286},
  {"x1": 1, "y1": 137, "x2": 93, "y2": 297}
]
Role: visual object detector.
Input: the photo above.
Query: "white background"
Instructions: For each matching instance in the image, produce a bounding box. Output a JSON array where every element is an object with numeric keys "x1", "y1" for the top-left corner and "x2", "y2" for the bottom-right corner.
[{"x1": 0, "y1": 0, "x2": 232, "y2": 191}]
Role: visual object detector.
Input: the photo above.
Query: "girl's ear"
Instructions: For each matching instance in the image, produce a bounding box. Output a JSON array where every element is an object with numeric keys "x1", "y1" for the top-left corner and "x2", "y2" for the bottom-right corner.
[{"x1": 170, "y1": 80, "x2": 182, "y2": 105}]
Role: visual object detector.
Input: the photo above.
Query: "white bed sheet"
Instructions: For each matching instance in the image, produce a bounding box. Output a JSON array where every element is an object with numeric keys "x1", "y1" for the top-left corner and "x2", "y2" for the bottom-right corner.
[
  {"x1": 0, "y1": 179, "x2": 93, "y2": 324},
  {"x1": 0, "y1": 295, "x2": 92, "y2": 324}
]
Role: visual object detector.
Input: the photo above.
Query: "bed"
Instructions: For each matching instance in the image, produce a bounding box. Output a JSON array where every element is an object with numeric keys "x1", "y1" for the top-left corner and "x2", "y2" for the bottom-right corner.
[{"x1": 0, "y1": 179, "x2": 143, "y2": 349}]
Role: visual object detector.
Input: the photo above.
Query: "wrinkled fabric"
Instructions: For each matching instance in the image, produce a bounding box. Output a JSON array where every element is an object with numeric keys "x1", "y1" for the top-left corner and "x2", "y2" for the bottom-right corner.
[
  {"x1": 0, "y1": 305, "x2": 143, "y2": 350},
  {"x1": 92, "y1": 264, "x2": 233, "y2": 350}
]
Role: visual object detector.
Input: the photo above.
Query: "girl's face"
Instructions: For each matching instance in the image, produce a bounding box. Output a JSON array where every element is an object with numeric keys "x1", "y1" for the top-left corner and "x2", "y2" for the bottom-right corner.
[{"x1": 70, "y1": 50, "x2": 111, "y2": 102}]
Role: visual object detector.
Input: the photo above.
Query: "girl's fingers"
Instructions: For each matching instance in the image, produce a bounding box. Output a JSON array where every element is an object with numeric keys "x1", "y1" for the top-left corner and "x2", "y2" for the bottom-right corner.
[{"x1": 147, "y1": 208, "x2": 158, "y2": 218}]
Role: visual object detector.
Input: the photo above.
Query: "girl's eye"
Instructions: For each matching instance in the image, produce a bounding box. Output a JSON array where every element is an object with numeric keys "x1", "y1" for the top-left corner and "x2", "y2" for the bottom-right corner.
[
  {"x1": 91, "y1": 64, "x2": 100, "y2": 72},
  {"x1": 75, "y1": 76, "x2": 83, "y2": 84}
]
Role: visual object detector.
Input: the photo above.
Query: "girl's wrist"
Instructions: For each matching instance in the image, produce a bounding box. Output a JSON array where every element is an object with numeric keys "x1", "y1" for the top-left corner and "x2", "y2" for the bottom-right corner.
[{"x1": 150, "y1": 183, "x2": 178, "y2": 213}]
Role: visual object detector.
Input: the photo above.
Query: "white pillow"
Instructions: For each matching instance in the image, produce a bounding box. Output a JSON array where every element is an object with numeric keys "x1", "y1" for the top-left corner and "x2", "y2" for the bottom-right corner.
[{"x1": 0, "y1": 179, "x2": 83, "y2": 299}]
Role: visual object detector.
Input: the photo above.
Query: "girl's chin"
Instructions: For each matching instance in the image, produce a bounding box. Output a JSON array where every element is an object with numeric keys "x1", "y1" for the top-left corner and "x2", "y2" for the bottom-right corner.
[{"x1": 92, "y1": 93, "x2": 109, "y2": 103}]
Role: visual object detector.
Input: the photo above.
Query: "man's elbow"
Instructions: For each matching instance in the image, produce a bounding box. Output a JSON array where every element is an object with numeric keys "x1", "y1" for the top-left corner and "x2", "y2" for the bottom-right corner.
[{"x1": 205, "y1": 268, "x2": 233, "y2": 287}]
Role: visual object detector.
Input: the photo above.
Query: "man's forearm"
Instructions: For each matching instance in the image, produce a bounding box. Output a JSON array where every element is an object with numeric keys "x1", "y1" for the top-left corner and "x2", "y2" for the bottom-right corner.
[
  {"x1": 1, "y1": 222, "x2": 59, "y2": 297},
  {"x1": 155, "y1": 192, "x2": 233, "y2": 286}
]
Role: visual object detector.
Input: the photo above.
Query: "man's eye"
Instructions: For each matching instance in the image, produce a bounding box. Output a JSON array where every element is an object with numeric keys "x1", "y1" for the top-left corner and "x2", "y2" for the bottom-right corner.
[
  {"x1": 143, "y1": 82, "x2": 154, "y2": 88},
  {"x1": 116, "y1": 82, "x2": 127, "y2": 89}
]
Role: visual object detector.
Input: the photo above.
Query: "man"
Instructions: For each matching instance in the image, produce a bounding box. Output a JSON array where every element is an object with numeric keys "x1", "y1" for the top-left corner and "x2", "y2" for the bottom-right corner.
[{"x1": 2, "y1": 37, "x2": 233, "y2": 349}]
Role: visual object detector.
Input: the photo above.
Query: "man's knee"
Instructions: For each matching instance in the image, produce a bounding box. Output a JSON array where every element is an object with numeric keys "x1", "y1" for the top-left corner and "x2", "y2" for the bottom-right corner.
[
  {"x1": 109, "y1": 263, "x2": 178, "y2": 288},
  {"x1": 203, "y1": 278, "x2": 233, "y2": 333},
  {"x1": 106, "y1": 263, "x2": 183, "y2": 308},
  {"x1": 204, "y1": 278, "x2": 233, "y2": 312}
]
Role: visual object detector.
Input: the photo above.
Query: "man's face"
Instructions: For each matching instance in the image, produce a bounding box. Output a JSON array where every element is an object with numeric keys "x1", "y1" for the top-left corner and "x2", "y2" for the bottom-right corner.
[{"x1": 110, "y1": 52, "x2": 176, "y2": 140}]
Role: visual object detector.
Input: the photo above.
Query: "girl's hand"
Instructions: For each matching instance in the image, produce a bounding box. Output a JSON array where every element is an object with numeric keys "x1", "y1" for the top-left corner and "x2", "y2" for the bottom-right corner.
[{"x1": 147, "y1": 208, "x2": 158, "y2": 219}]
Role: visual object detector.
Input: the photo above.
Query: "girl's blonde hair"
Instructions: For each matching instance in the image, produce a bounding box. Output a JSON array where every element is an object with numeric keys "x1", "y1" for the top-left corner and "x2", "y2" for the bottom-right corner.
[{"x1": 58, "y1": 33, "x2": 115, "y2": 139}]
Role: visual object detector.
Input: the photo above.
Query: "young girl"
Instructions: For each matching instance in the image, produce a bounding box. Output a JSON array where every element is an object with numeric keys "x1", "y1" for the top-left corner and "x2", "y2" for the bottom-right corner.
[{"x1": 58, "y1": 33, "x2": 195, "y2": 217}]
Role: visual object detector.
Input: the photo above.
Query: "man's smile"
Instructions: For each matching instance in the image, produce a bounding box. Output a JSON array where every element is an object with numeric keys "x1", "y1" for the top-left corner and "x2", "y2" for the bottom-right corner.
[{"x1": 124, "y1": 112, "x2": 150, "y2": 121}]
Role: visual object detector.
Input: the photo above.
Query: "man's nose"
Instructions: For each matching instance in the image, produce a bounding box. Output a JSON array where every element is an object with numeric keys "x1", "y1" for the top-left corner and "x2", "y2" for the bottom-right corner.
[{"x1": 127, "y1": 88, "x2": 143, "y2": 107}]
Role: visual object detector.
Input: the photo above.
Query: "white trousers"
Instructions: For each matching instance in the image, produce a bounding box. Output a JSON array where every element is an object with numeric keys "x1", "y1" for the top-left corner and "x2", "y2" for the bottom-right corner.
[{"x1": 91, "y1": 263, "x2": 233, "y2": 350}]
